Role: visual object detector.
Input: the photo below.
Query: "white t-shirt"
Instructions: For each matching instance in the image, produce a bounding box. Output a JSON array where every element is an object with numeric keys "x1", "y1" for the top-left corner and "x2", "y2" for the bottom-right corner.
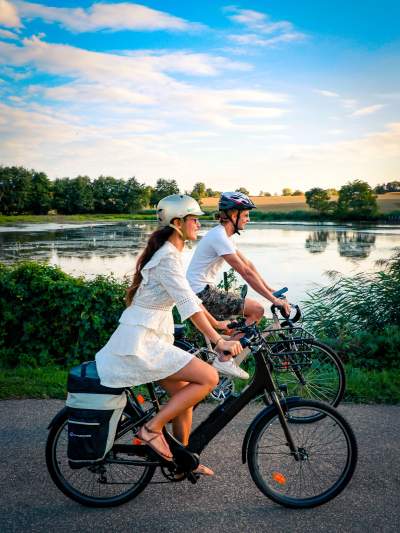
[{"x1": 187, "y1": 224, "x2": 236, "y2": 294}]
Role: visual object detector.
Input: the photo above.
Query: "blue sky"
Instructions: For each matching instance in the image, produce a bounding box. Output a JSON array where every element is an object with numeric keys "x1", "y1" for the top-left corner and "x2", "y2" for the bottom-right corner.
[{"x1": 0, "y1": 0, "x2": 399, "y2": 193}]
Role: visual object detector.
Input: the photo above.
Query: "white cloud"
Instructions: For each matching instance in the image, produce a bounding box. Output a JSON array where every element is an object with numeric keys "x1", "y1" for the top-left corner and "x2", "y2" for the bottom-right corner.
[
  {"x1": 314, "y1": 89, "x2": 339, "y2": 97},
  {"x1": 0, "y1": 37, "x2": 288, "y2": 132},
  {"x1": 14, "y1": 0, "x2": 203, "y2": 33},
  {"x1": 0, "y1": 28, "x2": 19, "y2": 40},
  {"x1": 0, "y1": 0, "x2": 21, "y2": 27},
  {"x1": 341, "y1": 98, "x2": 358, "y2": 109},
  {"x1": 225, "y1": 7, "x2": 307, "y2": 47},
  {"x1": 352, "y1": 104, "x2": 385, "y2": 117}
]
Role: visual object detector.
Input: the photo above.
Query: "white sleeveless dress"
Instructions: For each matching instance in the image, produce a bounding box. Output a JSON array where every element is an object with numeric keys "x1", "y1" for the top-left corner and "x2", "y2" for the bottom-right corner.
[{"x1": 95, "y1": 241, "x2": 202, "y2": 388}]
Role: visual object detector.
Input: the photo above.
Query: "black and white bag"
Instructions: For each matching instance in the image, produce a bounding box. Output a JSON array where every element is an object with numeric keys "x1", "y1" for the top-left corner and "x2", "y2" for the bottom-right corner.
[{"x1": 66, "y1": 361, "x2": 127, "y2": 469}]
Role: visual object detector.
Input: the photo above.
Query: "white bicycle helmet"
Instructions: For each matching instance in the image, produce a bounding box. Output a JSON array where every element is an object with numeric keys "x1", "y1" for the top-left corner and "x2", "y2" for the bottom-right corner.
[{"x1": 157, "y1": 194, "x2": 204, "y2": 227}]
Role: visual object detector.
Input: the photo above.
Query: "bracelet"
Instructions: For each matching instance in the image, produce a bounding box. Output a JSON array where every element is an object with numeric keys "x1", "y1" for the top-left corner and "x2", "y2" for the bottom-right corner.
[{"x1": 214, "y1": 337, "x2": 223, "y2": 349}]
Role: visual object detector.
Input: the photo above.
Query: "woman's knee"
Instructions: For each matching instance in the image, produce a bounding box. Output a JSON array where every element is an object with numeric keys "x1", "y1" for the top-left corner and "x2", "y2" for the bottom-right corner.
[{"x1": 205, "y1": 366, "x2": 219, "y2": 390}]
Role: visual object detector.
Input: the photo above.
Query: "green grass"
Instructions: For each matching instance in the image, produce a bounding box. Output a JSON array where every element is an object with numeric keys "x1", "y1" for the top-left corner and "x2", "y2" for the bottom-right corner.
[
  {"x1": 1, "y1": 364, "x2": 399, "y2": 403},
  {"x1": 0, "y1": 366, "x2": 68, "y2": 399}
]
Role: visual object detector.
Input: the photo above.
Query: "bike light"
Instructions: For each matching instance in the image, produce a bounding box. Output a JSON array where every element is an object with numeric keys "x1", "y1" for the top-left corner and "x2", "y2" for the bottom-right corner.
[{"x1": 137, "y1": 394, "x2": 145, "y2": 404}]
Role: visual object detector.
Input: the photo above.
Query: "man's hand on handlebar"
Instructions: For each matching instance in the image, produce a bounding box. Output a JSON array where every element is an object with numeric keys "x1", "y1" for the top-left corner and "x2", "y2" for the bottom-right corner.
[
  {"x1": 273, "y1": 298, "x2": 291, "y2": 318},
  {"x1": 216, "y1": 320, "x2": 236, "y2": 335}
]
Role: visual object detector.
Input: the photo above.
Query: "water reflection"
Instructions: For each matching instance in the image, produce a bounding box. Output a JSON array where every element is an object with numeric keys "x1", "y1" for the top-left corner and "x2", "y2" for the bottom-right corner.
[
  {"x1": 336, "y1": 232, "x2": 376, "y2": 258},
  {"x1": 304, "y1": 230, "x2": 376, "y2": 259},
  {"x1": 0, "y1": 222, "x2": 152, "y2": 264},
  {"x1": 305, "y1": 231, "x2": 329, "y2": 254}
]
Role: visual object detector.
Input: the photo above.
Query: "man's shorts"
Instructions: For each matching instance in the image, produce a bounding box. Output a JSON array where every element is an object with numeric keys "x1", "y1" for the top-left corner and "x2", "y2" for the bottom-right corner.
[{"x1": 196, "y1": 285, "x2": 244, "y2": 320}]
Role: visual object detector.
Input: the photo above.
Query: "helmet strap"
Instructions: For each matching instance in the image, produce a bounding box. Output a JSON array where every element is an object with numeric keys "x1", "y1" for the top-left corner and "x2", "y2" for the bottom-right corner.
[
  {"x1": 168, "y1": 223, "x2": 185, "y2": 240},
  {"x1": 224, "y1": 210, "x2": 241, "y2": 235}
]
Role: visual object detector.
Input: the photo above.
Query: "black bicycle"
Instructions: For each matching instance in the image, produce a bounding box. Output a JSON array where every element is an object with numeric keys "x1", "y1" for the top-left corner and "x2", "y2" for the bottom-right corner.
[
  {"x1": 46, "y1": 320, "x2": 357, "y2": 509},
  {"x1": 175, "y1": 291, "x2": 346, "y2": 417}
]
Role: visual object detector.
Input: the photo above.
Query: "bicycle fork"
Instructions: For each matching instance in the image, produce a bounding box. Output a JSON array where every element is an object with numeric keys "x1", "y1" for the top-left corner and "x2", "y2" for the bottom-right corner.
[{"x1": 270, "y1": 391, "x2": 303, "y2": 461}]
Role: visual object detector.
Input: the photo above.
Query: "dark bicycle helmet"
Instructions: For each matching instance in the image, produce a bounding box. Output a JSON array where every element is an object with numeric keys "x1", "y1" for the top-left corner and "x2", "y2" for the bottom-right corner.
[{"x1": 218, "y1": 192, "x2": 256, "y2": 234}]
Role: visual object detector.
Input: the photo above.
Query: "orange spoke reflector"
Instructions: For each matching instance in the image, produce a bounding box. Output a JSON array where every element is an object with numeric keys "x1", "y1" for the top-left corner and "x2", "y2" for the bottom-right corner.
[
  {"x1": 132, "y1": 437, "x2": 143, "y2": 445},
  {"x1": 272, "y1": 471, "x2": 287, "y2": 485},
  {"x1": 137, "y1": 394, "x2": 145, "y2": 404}
]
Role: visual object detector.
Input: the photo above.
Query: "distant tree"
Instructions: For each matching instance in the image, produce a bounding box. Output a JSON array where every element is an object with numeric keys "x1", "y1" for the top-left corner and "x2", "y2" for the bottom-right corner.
[
  {"x1": 150, "y1": 178, "x2": 179, "y2": 206},
  {"x1": 27, "y1": 171, "x2": 52, "y2": 214},
  {"x1": 326, "y1": 188, "x2": 338, "y2": 196},
  {"x1": 0, "y1": 166, "x2": 32, "y2": 215},
  {"x1": 236, "y1": 187, "x2": 250, "y2": 195},
  {"x1": 305, "y1": 188, "x2": 333, "y2": 214},
  {"x1": 292, "y1": 190, "x2": 303, "y2": 196},
  {"x1": 205, "y1": 187, "x2": 220, "y2": 197},
  {"x1": 53, "y1": 176, "x2": 94, "y2": 214},
  {"x1": 124, "y1": 177, "x2": 150, "y2": 212},
  {"x1": 282, "y1": 188, "x2": 293, "y2": 196},
  {"x1": 374, "y1": 181, "x2": 400, "y2": 194},
  {"x1": 92, "y1": 176, "x2": 128, "y2": 213},
  {"x1": 336, "y1": 180, "x2": 378, "y2": 219},
  {"x1": 190, "y1": 182, "x2": 207, "y2": 201},
  {"x1": 259, "y1": 191, "x2": 272, "y2": 196},
  {"x1": 386, "y1": 180, "x2": 400, "y2": 192}
]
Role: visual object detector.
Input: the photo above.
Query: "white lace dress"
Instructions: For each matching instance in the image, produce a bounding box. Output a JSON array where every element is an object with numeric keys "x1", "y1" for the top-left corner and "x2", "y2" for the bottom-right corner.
[{"x1": 95, "y1": 241, "x2": 202, "y2": 388}]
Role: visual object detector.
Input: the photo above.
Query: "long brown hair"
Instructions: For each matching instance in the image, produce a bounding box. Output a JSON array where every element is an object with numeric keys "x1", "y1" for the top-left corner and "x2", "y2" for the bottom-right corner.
[{"x1": 126, "y1": 226, "x2": 174, "y2": 306}]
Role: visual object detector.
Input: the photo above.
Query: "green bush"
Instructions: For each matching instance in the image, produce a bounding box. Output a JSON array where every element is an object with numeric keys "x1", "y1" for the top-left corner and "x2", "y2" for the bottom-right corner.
[
  {"x1": 322, "y1": 325, "x2": 400, "y2": 370},
  {"x1": 0, "y1": 262, "x2": 126, "y2": 367},
  {"x1": 303, "y1": 249, "x2": 400, "y2": 369}
]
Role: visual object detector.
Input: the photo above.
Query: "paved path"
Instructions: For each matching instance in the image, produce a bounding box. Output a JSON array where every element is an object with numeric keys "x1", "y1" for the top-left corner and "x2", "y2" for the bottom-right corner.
[{"x1": 0, "y1": 401, "x2": 399, "y2": 533}]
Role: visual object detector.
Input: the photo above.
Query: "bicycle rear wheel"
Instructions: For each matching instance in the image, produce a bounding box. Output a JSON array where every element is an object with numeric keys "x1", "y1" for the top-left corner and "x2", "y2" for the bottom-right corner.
[
  {"x1": 272, "y1": 340, "x2": 346, "y2": 421},
  {"x1": 247, "y1": 399, "x2": 357, "y2": 508},
  {"x1": 46, "y1": 410, "x2": 156, "y2": 507}
]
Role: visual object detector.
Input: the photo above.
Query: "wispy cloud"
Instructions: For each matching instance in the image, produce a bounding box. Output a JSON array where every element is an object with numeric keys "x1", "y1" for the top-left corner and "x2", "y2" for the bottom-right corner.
[
  {"x1": 0, "y1": 0, "x2": 22, "y2": 28},
  {"x1": 0, "y1": 28, "x2": 20, "y2": 40},
  {"x1": 225, "y1": 7, "x2": 307, "y2": 47},
  {"x1": 352, "y1": 104, "x2": 385, "y2": 117},
  {"x1": 14, "y1": 0, "x2": 203, "y2": 33},
  {"x1": 314, "y1": 89, "x2": 339, "y2": 97}
]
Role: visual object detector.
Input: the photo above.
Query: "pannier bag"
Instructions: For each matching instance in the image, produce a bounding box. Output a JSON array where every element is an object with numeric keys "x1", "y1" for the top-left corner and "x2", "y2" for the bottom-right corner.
[{"x1": 66, "y1": 361, "x2": 127, "y2": 469}]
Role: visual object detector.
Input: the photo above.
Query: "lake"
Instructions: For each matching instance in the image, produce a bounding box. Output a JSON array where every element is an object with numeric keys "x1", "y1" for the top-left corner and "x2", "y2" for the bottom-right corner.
[{"x1": 1, "y1": 220, "x2": 399, "y2": 305}]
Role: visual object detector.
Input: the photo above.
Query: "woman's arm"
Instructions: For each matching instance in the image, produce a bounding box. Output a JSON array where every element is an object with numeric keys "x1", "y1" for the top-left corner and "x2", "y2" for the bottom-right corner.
[{"x1": 190, "y1": 311, "x2": 242, "y2": 355}]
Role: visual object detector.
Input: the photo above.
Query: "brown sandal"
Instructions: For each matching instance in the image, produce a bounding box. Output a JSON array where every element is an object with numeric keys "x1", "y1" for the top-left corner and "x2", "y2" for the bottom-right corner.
[{"x1": 137, "y1": 425, "x2": 173, "y2": 462}]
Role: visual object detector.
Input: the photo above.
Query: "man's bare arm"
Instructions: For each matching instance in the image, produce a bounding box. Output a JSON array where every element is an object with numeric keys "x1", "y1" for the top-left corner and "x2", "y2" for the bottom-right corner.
[
  {"x1": 236, "y1": 249, "x2": 275, "y2": 293},
  {"x1": 222, "y1": 253, "x2": 279, "y2": 305}
]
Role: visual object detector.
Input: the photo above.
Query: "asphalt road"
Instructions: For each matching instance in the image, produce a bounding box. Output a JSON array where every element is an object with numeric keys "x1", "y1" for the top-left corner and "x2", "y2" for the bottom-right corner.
[{"x1": 0, "y1": 400, "x2": 399, "y2": 533}]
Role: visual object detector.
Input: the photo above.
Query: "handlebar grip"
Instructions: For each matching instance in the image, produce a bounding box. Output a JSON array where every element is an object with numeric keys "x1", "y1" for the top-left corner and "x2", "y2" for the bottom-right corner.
[
  {"x1": 226, "y1": 321, "x2": 239, "y2": 329},
  {"x1": 272, "y1": 287, "x2": 288, "y2": 299}
]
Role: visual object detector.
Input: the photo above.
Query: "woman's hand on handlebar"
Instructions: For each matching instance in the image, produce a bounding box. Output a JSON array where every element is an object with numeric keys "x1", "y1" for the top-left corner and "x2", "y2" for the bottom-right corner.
[{"x1": 216, "y1": 339, "x2": 242, "y2": 358}]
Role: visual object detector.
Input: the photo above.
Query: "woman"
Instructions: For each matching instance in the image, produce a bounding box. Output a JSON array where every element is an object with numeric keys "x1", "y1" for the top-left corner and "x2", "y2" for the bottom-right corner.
[{"x1": 96, "y1": 194, "x2": 241, "y2": 475}]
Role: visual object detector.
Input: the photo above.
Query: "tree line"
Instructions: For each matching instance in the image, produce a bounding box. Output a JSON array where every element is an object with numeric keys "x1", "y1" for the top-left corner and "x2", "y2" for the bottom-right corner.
[{"x1": 0, "y1": 165, "x2": 398, "y2": 216}]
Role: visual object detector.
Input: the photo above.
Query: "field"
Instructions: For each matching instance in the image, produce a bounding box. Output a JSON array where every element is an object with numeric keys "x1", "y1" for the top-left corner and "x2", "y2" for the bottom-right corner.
[{"x1": 201, "y1": 192, "x2": 400, "y2": 213}]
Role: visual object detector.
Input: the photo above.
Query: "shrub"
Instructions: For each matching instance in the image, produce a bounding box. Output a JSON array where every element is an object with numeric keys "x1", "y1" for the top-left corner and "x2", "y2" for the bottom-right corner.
[{"x1": 0, "y1": 262, "x2": 126, "y2": 367}]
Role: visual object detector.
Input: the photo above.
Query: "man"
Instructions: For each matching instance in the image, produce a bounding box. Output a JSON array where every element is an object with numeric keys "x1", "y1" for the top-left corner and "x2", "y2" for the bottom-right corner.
[{"x1": 187, "y1": 191, "x2": 291, "y2": 379}]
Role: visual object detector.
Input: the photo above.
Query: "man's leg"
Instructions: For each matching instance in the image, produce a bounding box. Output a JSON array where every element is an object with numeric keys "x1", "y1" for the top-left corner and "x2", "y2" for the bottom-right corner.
[{"x1": 243, "y1": 297, "x2": 264, "y2": 324}]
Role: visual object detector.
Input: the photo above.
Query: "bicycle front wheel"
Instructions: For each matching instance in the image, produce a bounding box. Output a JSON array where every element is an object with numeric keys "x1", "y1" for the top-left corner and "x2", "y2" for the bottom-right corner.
[
  {"x1": 272, "y1": 340, "x2": 346, "y2": 421},
  {"x1": 46, "y1": 410, "x2": 156, "y2": 507},
  {"x1": 247, "y1": 399, "x2": 357, "y2": 508}
]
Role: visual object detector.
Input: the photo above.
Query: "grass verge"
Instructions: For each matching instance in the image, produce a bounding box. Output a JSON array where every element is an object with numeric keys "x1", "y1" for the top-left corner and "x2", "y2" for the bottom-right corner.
[{"x1": 0, "y1": 365, "x2": 399, "y2": 403}]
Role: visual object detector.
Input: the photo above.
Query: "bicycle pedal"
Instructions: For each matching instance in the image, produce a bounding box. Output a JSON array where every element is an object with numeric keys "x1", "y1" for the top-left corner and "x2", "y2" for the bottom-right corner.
[{"x1": 187, "y1": 472, "x2": 199, "y2": 484}]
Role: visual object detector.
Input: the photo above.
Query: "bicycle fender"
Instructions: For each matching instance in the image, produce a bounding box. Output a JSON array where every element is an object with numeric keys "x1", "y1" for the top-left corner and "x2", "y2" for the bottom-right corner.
[
  {"x1": 47, "y1": 406, "x2": 69, "y2": 429},
  {"x1": 241, "y1": 397, "x2": 302, "y2": 464}
]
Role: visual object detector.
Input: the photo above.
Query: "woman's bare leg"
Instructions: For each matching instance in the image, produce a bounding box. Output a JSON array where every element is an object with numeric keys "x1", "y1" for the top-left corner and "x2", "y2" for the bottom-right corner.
[
  {"x1": 158, "y1": 379, "x2": 193, "y2": 445},
  {"x1": 147, "y1": 358, "x2": 218, "y2": 433}
]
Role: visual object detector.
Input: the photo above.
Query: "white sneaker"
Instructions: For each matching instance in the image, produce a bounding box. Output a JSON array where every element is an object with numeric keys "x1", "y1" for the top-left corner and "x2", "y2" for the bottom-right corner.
[{"x1": 212, "y1": 358, "x2": 249, "y2": 380}]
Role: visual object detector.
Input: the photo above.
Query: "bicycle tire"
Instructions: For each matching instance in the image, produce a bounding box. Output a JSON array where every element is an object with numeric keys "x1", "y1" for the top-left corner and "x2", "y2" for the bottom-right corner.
[
  {"x1": 45, "y1": 409, "x2": 156, "y2": 507},
  {"x1": 247, "y1": 399, "x2": 357, "y2": 508},
  {"x1": 270, "y1": 339, "x2": 346, "y2": 421}
]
